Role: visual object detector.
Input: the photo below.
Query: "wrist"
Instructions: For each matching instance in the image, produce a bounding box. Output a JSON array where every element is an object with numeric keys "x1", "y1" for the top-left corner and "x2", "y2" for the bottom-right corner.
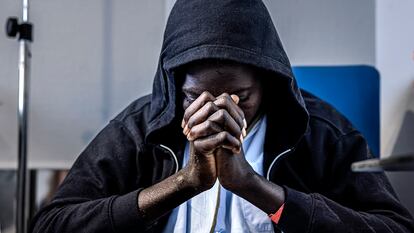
[
  {"x1": 230, "y1": 170, "x2": 260, "y2": 196},
  {"x1": 181, "y1": 164, "x2": 216, "y2": 193},
  {"x1": 232, "y1": 172, "x2": 286, "y2": 214}
]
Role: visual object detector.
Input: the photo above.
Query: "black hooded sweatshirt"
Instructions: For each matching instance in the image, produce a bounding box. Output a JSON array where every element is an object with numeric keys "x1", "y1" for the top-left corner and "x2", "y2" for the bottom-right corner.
[{"x1": 31, "y1": 0, "x2": 414, "y2": 232}]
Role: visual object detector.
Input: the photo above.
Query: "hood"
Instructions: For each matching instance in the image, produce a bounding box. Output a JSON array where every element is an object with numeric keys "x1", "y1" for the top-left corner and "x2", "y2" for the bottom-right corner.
[{"x1": 146, "y1": 0, "x2": 309, "y2": 153}]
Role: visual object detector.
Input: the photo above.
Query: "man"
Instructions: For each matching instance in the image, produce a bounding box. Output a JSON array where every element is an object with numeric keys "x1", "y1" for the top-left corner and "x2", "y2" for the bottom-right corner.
[{"x1": 31, "y1": 0, "x2": 414, "y2": 232}]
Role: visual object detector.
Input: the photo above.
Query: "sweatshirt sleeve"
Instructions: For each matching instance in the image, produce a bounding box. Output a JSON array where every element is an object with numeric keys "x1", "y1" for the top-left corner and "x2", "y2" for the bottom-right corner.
[
  {"x1": 30, "y1": 120, "x2": 148, "y2": 233},
  {"x1": 277, "y1": 131, "x2": 414, "y2": 233}
]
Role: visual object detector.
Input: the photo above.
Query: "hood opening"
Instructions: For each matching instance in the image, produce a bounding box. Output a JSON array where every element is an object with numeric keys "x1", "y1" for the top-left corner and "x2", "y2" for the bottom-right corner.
[{"x1": 145, "y1": 0, "x2": 309, "y2": 156}]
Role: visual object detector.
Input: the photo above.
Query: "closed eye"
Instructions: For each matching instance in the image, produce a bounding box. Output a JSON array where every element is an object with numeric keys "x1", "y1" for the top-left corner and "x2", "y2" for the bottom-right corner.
[
  {"x1": 233, "y1": 90, "x2": 250, "y2": 102},
  {"x1": 182, "y1": 91, "x2": 199, "y2": 102},
  {"x1": 238, "y1": 95, "x2": 249, "y2": 102}
]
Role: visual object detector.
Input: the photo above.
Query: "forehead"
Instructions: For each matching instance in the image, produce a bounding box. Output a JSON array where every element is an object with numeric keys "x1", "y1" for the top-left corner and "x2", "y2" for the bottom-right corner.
[{"x1": 181, "y1": 60, "x2": 258, "y2": 93}]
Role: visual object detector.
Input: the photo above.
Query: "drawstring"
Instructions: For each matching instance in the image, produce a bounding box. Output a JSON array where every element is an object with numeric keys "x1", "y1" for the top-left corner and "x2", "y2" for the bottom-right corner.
[
  {"x1": 159, "y1": 144, "x2": 179, "y2": 173},
  {"x1": 266, "y1": 148, "x2": 292, "y2": 180},
  {"x1": 209, "y1": 184, "x2": 221, "y2": 233}
]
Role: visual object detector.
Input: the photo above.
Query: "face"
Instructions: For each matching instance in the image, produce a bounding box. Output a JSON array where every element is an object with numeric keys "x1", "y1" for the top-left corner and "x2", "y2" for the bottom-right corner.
[{"x1": 181, "y1": 61, "x2": 263, "y2": 126}]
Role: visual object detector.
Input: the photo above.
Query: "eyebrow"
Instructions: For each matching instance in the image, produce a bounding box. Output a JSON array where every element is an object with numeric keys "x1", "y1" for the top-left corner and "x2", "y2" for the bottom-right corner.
[
  {"x1": 181, "y1": 87, "x2": 202, "y2": 95},
  {"x1": 233, "y1": 89, "x2": 249, "y2": 94},
  {"x1": 181, "y1": 87, "x2": 250, "y2": 96}
]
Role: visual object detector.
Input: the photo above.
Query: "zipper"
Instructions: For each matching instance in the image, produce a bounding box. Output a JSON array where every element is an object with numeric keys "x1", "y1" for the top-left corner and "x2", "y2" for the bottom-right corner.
[
  {"x1": 266, "y1": 148, "x2": 293, "y2": 180},
  {"x1": 159, "y1": 144, "x2": 179, "y2": 174}
]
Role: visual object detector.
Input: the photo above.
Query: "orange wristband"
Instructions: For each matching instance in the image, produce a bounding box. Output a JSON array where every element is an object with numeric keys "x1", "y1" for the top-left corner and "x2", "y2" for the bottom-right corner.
[{"x1": 269, "y1": 203, "x2": 285, "y2": 224}]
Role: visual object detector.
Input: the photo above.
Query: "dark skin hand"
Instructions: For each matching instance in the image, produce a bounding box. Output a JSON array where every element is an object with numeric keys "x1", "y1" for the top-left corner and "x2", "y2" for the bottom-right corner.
[{"x1": 137, "y1": 62, "x2": 285, "y2": 224}]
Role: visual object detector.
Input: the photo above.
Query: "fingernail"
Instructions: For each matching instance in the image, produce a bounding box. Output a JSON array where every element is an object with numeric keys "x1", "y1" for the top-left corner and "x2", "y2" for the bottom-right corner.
[
  {"x1": 187, "y1": 133, "x2": 193, "y2": 141},
  {"x1": 231, "y1": 94, "x2": 239, "y2": 104},
  {"x1": 242, "y1": 128, "x2": 247, "y2": 137},
  {"x1": 181, "y1": 119, "x2": 185, "y2": 128},
  {"x1": 233, "y1": 147, "x2": 241, "y2": 154},
  {"x1": 183, "y1": 124, "x2": 190, "y2": 135},
  {"x1": 243, "y1": 118, "x2": 247, "y2": 128},
  {"x1": 240, "y1": 134, "x2": 244, "y2": 144},
  {"x1": 222, "y1": 145, "x2": 233, "y2": 150}
]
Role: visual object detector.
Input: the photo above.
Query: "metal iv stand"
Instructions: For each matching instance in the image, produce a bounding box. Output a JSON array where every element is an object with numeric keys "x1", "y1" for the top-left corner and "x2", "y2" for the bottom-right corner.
[{"x1": 5, "y1": 0, "x2": 33, "y2": 232}]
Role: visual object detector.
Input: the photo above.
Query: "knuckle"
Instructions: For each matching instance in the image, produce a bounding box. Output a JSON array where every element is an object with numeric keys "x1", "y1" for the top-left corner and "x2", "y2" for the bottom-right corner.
[
  {"x1": 221, "y1": 93, "x2": 232, "y2": 102},
  {"x1": 191, "y1": 131, "x2": 199, "y2": 139},
  {"x1": 235, "y1": 127, "x2": 242, "y2": 135},
  {"x1": 236, "y1": 116, "x2": 244, "y2": 126},
  {"x1": 187, "y1": 117, "x2": 196, "y2": 128},
  {"x1": 217, "y1": 109, "x2": 226, "y2": 119},
  {"x1": 183, "y1": 110, "x2": 190, "y2": 120},
  {"x1": 184, "y1": 109, "x2": 194, "y2": 120},
  {"x1": 239, "y1": 110, "x2": 245, "y2": 118},
  {"x1": 205, "y1": 120, "x2": 213, "y2": 129},
  {"x1": 206, "y1": 101, "x2": 216, "y2": 111},
  {"x1": 221, "y1": 92, "x2": 230, "y2": 98},
  {"x1": 193, "y1": 140, "x2": 199, "y2": 148},
  {"x1": 193, "y1": 140, "x2": 203, "y2": 151},
  {"x1": 201, "y1": 91, "x2": 212, "y2": 100},
  {"x1": 218, "y1": 131, "x2": 229, "y2": 141},
  {"x1": 215, "y1": 97, "x2": 226, "y2": 106},
  {"x1": 200, "y1": 91, "x2": 208, "y2": 98},
  {"x1": 197, "y1": 143, "x2": 212, "y2": 155}
]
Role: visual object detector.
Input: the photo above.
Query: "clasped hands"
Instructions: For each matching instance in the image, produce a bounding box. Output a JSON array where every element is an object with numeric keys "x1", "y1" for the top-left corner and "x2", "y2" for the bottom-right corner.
[{"x1": 181, "y1": 91, "x2": 256, "y2": 193}]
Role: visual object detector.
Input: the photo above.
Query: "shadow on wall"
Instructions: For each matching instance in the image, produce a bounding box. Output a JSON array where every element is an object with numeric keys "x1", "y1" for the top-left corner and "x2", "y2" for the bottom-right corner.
[{"x1": 387, "y1": 172, "x2": 414, "y2": 216}]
